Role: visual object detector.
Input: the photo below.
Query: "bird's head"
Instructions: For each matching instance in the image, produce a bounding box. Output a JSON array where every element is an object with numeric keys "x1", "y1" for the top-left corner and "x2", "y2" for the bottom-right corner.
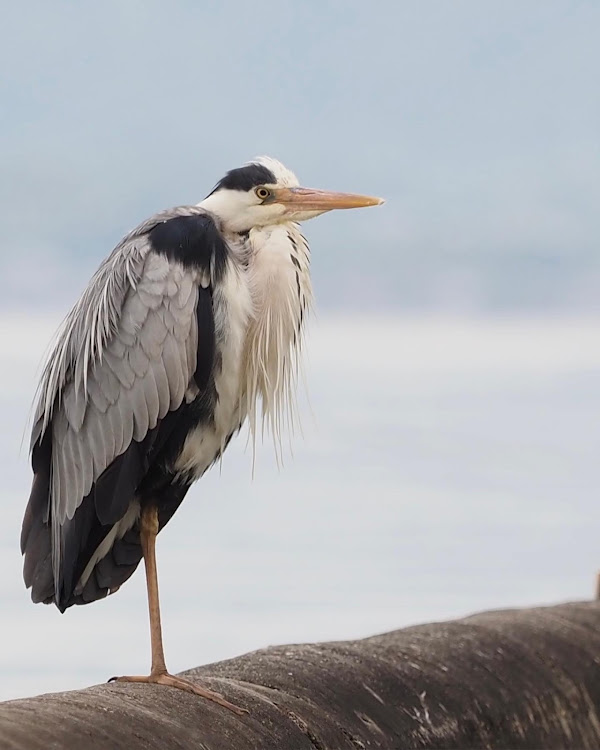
[{"x1": 199, "y1": 156, "x2": 383, "y2": 234}]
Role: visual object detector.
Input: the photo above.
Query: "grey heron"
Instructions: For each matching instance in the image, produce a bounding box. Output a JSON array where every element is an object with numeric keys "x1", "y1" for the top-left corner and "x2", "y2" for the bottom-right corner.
[{"x1": 21, "y1": 156, "x2": 383, "y2": 713}]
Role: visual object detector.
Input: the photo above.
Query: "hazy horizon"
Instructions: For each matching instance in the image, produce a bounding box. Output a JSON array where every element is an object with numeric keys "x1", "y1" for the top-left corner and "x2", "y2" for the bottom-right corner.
[{"x1": 2, "y1": 311, "x2": 599, "y2": 701}]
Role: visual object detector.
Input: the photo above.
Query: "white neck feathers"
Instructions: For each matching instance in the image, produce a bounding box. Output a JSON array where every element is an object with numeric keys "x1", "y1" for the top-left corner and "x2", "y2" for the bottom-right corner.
[{"x1": 240, "y1": 223, "x2": 312, "y2": 458}]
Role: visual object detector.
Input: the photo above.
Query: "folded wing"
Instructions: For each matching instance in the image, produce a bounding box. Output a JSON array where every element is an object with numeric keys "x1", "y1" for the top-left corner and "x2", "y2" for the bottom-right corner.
[{"x1": 21, "y1": 207, "x2": 227, "y2": 609}]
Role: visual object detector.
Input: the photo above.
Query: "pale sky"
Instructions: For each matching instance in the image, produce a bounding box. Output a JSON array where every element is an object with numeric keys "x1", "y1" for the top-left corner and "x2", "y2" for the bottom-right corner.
[{"x1": 1, "y1": 0, "x2": 599, "y2": 310}]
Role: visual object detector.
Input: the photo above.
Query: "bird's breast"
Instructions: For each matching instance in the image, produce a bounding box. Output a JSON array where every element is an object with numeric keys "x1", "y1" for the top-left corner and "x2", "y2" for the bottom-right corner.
[
  {"x1": 173, "y1": 259, "x2": 253, "y2": 479},
  {"x1": 172, "y1": 224, "x2": 311, "y2": 480}
]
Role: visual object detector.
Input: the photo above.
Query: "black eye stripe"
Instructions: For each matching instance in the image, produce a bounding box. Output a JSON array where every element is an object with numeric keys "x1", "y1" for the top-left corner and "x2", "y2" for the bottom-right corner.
[{"x1": 208, "y1": 164, "x2": 277, "y2": 195}]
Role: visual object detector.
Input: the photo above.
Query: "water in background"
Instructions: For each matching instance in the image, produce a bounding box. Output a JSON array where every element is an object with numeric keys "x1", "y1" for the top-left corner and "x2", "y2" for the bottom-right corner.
[{"x1": 1, "y1": 313, "x2": 599, "y2": 701}]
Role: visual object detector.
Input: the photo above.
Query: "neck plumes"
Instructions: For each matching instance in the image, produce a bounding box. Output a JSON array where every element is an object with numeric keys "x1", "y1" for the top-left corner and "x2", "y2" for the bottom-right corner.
[{"x1": 240, "y1": 223, "x2": 312, "y2": 457}]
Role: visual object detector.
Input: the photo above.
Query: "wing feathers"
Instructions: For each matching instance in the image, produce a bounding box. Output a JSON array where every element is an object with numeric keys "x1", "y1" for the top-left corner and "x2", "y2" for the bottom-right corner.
[
  {"x1": 97, "y1": 364, "x2": 121, "y2": 405},
  {"x1": 51, "y1": 251, "x2": 207, "y2": 518},
  {"x1": 119, "y1": 399, "x2": 135, "y2": 458},
  {"x1": 131, "y1": 378, "x2": 150, "y2": 442},
  {"x1": 176, "y1": 272, "x2": 195, "y2": 309},
  {"x1": 63, "y1": 386, "x2": 87, "y2": 432},
  {"x1": 142, "y1": 367, "x2": 161, "y2": 431},
  {"x1": 87, "y1": 377, "x2": 110, "y2": 414},
  {"x1": 137, "y1": 287, "x2": 165, "y2": 310},
  {"x1": 24, "y1": 206, "x2": 229, "y2": 608},
  {"x1": 105, "y1": 395, "x2": 125, "y2": 457},
  {"x1": 47, "y1": 257, "x2": 200, "y2": 529},
  {"x1": 104, "y1": 349, "x2": 136, "y2": 389},
  {"x1": 127, "y1": 343, "x2": 150, "y2": 378},
  {"x1": 162, "y1": 333, "x2": 185, "y2": 409},
  {"x1": 139, "y1": 310, "x2": 169, "y2": 361}
]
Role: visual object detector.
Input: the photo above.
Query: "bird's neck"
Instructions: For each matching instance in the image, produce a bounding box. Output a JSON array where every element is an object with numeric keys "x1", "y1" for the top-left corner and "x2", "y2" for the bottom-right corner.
[{"x1": 238, "y1": 223, "x2": 312, "y2": 452}]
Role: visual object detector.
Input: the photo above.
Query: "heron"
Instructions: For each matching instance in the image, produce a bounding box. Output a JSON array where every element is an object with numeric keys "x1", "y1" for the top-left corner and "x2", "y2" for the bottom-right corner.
[{"x1": 20, "y1": 156, "x2": 383, "y2": 713}]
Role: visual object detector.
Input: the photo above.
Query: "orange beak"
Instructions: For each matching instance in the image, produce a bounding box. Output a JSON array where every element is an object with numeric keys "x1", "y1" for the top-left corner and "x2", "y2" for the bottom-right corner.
[{"x1": 272, "y1": 187, "x2": 385, "y2": 211}]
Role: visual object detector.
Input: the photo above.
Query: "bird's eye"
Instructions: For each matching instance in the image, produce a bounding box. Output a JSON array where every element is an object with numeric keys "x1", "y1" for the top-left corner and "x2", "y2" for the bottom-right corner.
[{"x1": 255, "y1": 187, "x2": 271, "y2": 200}]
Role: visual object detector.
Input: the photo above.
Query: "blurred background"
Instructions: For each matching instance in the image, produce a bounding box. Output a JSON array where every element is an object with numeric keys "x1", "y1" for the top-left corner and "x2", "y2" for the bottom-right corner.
[{"x1": 1, "y1": 0, "x2": 599, "y2": 701}]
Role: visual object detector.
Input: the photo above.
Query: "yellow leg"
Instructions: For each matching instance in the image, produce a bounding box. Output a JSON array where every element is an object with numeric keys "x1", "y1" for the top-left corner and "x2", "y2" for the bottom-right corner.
[{"x1": 110, "y1": 505, "x2": 247, "y2": 715}]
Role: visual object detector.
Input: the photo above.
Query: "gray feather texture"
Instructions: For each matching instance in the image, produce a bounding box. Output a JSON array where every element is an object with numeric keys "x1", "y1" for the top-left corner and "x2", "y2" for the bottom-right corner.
[{"x1": 30, "y1": 206, "x2": 210, "y2": 586}]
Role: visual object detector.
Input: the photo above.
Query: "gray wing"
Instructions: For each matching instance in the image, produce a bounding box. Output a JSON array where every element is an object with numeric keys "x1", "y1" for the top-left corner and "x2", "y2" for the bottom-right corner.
[
  {"x1": 51, "y1": 252, "x2": 198, "y2": 524},
  {"x1": 27, "y1": 207, "x2": 210, "y2": 590}
]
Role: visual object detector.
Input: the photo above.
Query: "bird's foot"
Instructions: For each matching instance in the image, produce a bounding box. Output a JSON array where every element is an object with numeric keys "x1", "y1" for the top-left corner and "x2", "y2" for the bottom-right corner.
[{"x1": 108, "y1": 671, "x2": 248, "y2": 715}]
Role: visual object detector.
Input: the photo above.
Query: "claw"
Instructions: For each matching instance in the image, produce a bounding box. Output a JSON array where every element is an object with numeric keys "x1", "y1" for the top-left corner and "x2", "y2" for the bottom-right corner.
[{"x1": 110, "y1": 671, "x2": 248, "y2": 715}]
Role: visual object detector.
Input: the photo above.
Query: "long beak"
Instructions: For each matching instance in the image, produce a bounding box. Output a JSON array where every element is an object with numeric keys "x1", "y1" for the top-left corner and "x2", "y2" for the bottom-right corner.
[{"x1": 272, "y1": 187, "x2": 384, "y2": 210}]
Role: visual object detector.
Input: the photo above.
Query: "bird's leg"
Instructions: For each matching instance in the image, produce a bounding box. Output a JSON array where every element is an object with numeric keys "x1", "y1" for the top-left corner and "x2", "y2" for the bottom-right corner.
[
  {"x1": 109, "y1": 504, "x2": 247, "y2": 715},
  {"x1": 140, "y1": 502, "x2": 167, "y2": 675}
]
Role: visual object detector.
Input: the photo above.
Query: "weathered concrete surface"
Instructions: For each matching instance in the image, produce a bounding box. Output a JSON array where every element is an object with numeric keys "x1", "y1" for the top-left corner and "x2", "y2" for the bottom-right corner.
[{"x1": 2, "y1": 601, "x2": 600, "y2": 749}]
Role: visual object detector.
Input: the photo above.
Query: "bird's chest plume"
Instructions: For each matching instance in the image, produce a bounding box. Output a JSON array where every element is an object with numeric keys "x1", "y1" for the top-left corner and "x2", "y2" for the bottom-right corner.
[
  {"x1": 240, "y1": 224, "x2": 312, "y2": 445},
  {"x1": 173, "y1": 226, "x2": 311, "y2": 479}
]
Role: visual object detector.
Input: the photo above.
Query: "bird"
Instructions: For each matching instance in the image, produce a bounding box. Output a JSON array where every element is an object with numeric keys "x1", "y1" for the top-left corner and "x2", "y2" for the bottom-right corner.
[{"x1": 20, "y1": 156, "x2": 383, "y2": 713}]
